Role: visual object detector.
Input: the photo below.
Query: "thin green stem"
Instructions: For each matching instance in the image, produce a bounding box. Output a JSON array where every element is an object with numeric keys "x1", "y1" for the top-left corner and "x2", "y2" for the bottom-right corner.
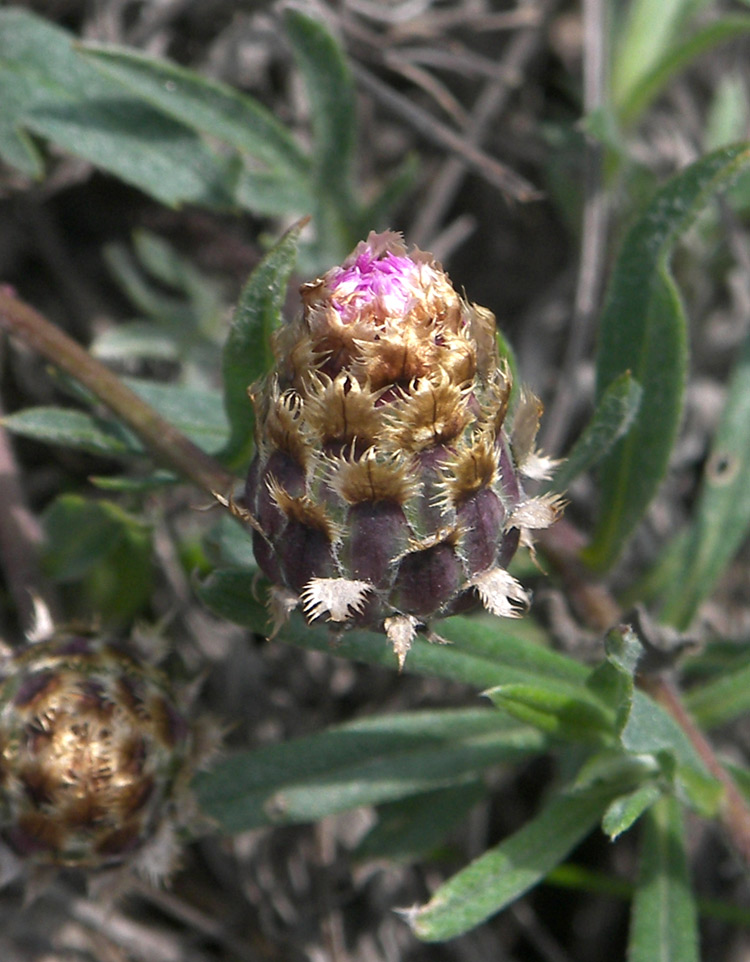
[{"x1": 0, "y1": 286, "x2": 237, "y2": 499}]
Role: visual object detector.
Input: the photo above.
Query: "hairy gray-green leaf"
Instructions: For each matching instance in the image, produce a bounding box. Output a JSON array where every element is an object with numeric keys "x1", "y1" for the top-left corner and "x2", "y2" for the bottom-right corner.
[
  {"x1": 197, "y1": 572, "x2": 586, "y2": 692},
  {"x1": 412, "y1": 786, "x2": 614, "y2": 941},
  {"x1": 485, "y1": 681, "x2": 615, "y2": 741},
  {"x1": 123, "y1": 378, "x2": 228, "y2": 453},
  {"x1": 627, "y1": 795, "x2": 699, "y2": 962},
  {"x1": 283, "y1": 8, "x2": 358, "y2": 262},
  {"x1": 618, "y1": 16, "x2": 750, "y2": 126},
  {"x1": 586, "y1": 144, "x2": 750, "y2": 571},
  {"x1": 2, "y1": 407, "x2": 141, "y2": 458},
  {"x1": 81, "y1": 42, "x2": 309, "y2": 176},
  {"x1": 356, "y1": 782, "x2": 486, "y2": 862},
  {"x1": 659, "y1": 331, "x2": 750, "y2": 628},
  {"x1": 196, "y1": 709, "x2": 546, "y2": 832},
  {"x1": 220, "y1": 222, "x2": 304, "y2": 467},
  {"x1": 602, "y1": 782, "x2": 663, "y2": 839},
  {"x1": 545, "y1": 372, "x2": 642, "y2": 494},
  {"x1": 0, "y1": 9, "x2": 233, "y2": 207}
]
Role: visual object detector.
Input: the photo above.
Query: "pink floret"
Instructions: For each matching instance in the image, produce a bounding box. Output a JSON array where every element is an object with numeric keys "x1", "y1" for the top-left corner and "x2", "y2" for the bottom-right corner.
[{"x1": 328, "y1": 251, "x2": 419, "y2": 323}]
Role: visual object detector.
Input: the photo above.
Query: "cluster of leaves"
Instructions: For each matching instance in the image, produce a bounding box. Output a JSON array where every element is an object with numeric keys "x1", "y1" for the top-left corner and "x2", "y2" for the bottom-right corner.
[{"x1": 4, "y1": 2, "x2": 750, "y2": 960}]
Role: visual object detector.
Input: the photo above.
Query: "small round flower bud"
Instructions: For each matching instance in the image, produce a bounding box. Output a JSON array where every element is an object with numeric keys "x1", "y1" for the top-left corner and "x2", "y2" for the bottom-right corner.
[{"x1": 0, "y1": 630, "x2": 205, "y2": 884}]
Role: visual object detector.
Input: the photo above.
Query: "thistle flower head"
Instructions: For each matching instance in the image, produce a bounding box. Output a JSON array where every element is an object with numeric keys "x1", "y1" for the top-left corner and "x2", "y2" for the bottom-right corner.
[
  {"x1": 0, "y1": 626, "x2": 213, "y2": 891},
  {"x1": 245, "y1": 231, "x2": 561, "y2": 666}
]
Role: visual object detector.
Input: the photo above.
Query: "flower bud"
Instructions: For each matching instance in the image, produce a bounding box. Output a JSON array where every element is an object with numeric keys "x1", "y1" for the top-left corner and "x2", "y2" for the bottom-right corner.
[{"x1": 245, "y1": 232, "x2": 561, "y2": 665}]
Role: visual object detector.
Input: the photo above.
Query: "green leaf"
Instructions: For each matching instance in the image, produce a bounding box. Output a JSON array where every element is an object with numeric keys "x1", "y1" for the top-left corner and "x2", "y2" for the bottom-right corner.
[
  {"x1": 484, "y1": 681, "x2": 614, "y2": 741},
  {"x1": 122, "y1": 378, "x2": 229, "y2": 454},
  {"x1": 195, "y1": 568, "x2": 269, "y2": 631},
  {"x1": 81, "y1": 41, "x2": 314, "y2": 218},
  {"x1": 684, "y1": 658, "x2": 750, "y2": 730},
  {"x1": 658, "y1": 331, "x2": 750, "y2": 628},
  {"x1": 195, "y1": 708, "x2": 546, "y2": 832},
  {"x1": 220, "y1": 222, "x2": 304, "y2": 467},
  {"x1": 589, "y1": 628, "x2": 720, "y2": 813},
  {"x1": 289, "y1": 609, "x2": 586, "y2": 691},
  {"x1": 203, "y1": 514, "x2": 258, "y2": 570},
  {"x1": 411, "y1": 785, "x2": 614, "y2": 942},
  {"x1": 619, "y1": 16, "x2": 750, "y2": 126},
  {"x1": 586, "y1": 625, "x2": 642, "y2": 732},
  {"x1": 544, "y1": 372, "x2": 642, "y2": 494},
  {"x1": 92, "y1": 323, "x2": 181, "y2": 364},
  {"x1": 42, "y1": 494, "x2": 152, "y2": 620},
  {"x1": 585, "y1": 144, "x2": 750, "y2": 571},
  {"x1": 620, "y1": 692, "x2": 707, "y2": 774},
  {"x1": 602, "y1": 782, "x2": 663, "y2": 839},
  {"x1": 80, "y1": 42, "x2": 309, "y2": 177},
  {"x1": 2, "y1": 406, "x2": 141, "y2": 457},
  {"x1": 4, "y1": 380, "x2": 228, "y2": 458},
  {"x1": 283, "y1": 9, "x2": 358, "y2": 261},
  {"x1": 611, "y1": 0, "x2": 710, "y2": 113},
  {"x1": 197, "y1": 571, "x2": 588, "y2": 691},
  {"x1": 29, "y1": 99, "x2": 235, "y2": 209},
  {"x1": 355, "y1": 782, "x2": 486, "y2": 862},
  {"x1": 0, "y1": 9, "x2": 233, "y2": 207},
  {"x1": 103, "y1": 233, "x2": 221, "y2": 334},
  {"x1": 90, "y1": 471, "x2": 178, "y2": 492},
  {"x1": 627, "y1": 795, "x2": 699, "y2": 962},
  {"x1": 617, "y1": 690, "x2": 721, "y2": 816},
  {"x1": 43, "y1": 494, "x2": 147, "y2": 581}
]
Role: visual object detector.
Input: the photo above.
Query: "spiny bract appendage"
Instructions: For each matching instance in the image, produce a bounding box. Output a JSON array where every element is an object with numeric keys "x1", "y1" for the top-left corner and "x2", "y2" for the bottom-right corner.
[
  {"x1": 0, "y1": 629, "x2": 210, "y2": 889},
  {"x1": 244, "y1": 231, "x2": 561, "y2": 666}
]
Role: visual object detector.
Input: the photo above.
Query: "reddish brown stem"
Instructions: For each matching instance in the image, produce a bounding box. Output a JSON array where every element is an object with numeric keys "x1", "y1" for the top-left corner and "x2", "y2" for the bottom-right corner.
[
  {"x1": 538, "y1": 518, "x2": 750, "y2": 865},
  {"x1": 641, "y1": 674, "x2": 750, "y2": 865},
  {"x1": 0, "y1": 287, "x2": 237, "y2": 499}
]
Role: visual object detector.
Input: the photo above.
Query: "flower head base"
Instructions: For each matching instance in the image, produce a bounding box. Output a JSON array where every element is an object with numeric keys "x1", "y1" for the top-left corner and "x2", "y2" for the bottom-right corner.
[
  {"x1": 245, "y1": 231, "x2": 561, "y2": 666},
  {"x1": 0, "y1": 626, "x2": 212, "y2": 890}
]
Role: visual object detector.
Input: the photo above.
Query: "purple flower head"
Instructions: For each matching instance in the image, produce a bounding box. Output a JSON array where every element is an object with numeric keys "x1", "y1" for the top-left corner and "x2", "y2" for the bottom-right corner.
[{"x1": 327, "y1": 249, "x2": 421, "y2": 325}]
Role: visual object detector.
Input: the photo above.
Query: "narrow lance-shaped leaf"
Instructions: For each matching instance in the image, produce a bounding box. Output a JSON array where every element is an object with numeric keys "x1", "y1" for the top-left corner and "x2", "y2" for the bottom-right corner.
[
  {"x1": 484, "y1": 680, "x2": 615, "y2": 742},
  {"x1": 602, "y1": 782, "x2": 664, "y2": 840},
  {"x1": 619, "y1": 16, "x2": 750, "y2": 126},
  {"x1": 2, "y1": 407, "x2": 141, "y2": 458},
  {"x1": 685, "y1": 658, "x2": 750, "y2": 731},
  {"x1": 587, "y1": 626, "x2": 720, "y2": 813},
  {"x1": 197, "y1": 572, "x2": 589, "y2": 693},
  {"x1": 627, "y1": 795, "x2": 699, "y2": 962},
  {"x1": 585, "y1": 143, "x2": 750, "y2": 571},
  {"x1": 611, "y1": 0, "x2": 710, "y2": 114},
  {"x1": 80, "y1": 42, "x2": 310, "y2": 176},
  {"x1": 81, "y1": 41, "x2": 315, "y2": 218},
  {"x1": 659, "y1": 328, "x2": 750, "y2": 629},
  {"x1": 283, "y1": 8, "x2": 358, "y2": 261},
  {"x1": 195, "y1": 709, "x2": 547, "y2": 833},
  {"x1": 544, "y1": 371, "x2": 642, "y2": 494},
  {"x1": 356, "y1": 782, "x2": 487, "y2": 862},
  {"x1": 411, "y1": 785, "x2": 614, "y2": 942},
  {"x1": 0, "y1": 9, "x2": 234, "y2": 208},
  {"x1": 220, "y1": 222, "x2": 304, "y2": 468}
]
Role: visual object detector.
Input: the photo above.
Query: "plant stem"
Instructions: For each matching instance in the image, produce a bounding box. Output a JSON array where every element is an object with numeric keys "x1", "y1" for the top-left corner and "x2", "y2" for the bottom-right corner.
[
  {"x1": 0, "y1": 286, "x2": 237, "y2": 499},
  {"x1": 0, "y1": 406, "x2": 60, "y2": 634},
  {"x1": 539, "y1": 518, "x2": 750, "y2": 865}
]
